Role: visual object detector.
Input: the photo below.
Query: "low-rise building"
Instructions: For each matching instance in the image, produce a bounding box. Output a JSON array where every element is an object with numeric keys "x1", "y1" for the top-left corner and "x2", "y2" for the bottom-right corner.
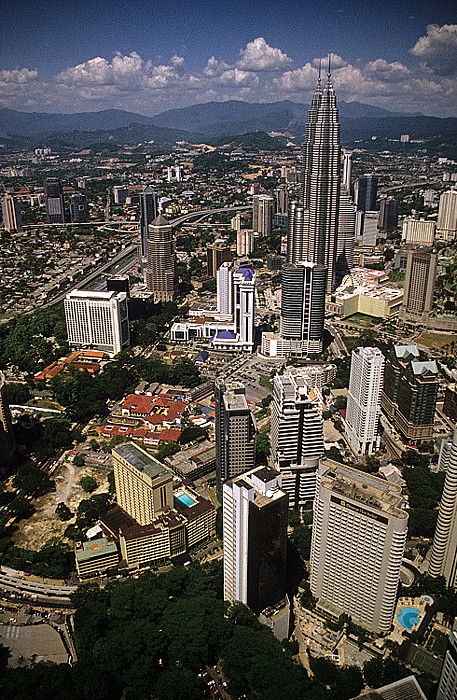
[{"x1": 75, "y1": 537, "x2": 120, "y2": 579}]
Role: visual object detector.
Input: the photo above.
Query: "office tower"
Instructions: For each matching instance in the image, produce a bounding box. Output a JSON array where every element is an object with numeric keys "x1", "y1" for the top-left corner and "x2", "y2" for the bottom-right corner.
[
  {"x1": 2, "y1": 194, "x2": 23, "y2": 233},
  {"x1": 236, "y1": 228, "x2": 254, "y2": 257},
  {"x1": 45, "y1": 177, "x2": 65, "y2": 224},
  {"x1": 64, "y1": 289, "x2": 130, "y2": 356},
  {"x1": 231, "y1": 212, "x2": 242, "y2": 232},
  {"x1": 217, "y1": 261, "x2": 234, "y2": 317},
  {"x1": 342, "y1": 149, "x2": 352, "y2": 191},
  {"x1": 379, "y1": 197, "x2": 398, "y2": 232},
  {"x1": 345, "y1": 347, "x2": 385, "y2": 455},
  {"x1": 355, "y1": 175, "x2": 378, "y2": 212},
  {"x1": 289, "y1": 65, "x2": 341, "y2": 292},
  {"x1": 274, "y1": 182, "x2": 288, "y2": 214},
  {"x1": 353, "y1": 677, "x2": 427, "y2": 700},
  {"x1": 112, "y1": 442, "x2": 173, "y2": 525},
  {"x1": 207, "y1": 240, "x2": 231, "y2": 278},
  {"x1": 252, "y1": 194, "x2": 274, "y2": 237},
  {"x1": 139, "y1": 185, "x2": 158, "y2": 261},
  {"x1": 280, "y1": 262, "x2": 327, "y2": 354},
  {"x1": 356, "y1": 210, "x2": 379, "y2": 246},
  {"x1": 0, "y1": 371, "x2": 16, "y2": 468},
  {"x1": 167, "y1": 166, "x2": 183, "y2": 182},
  {"x1": 443, "y1": 385, "x2": 457, "y2": 424},
  {"x1": 437, "y1": 189, "x2": 457, "y2": 241},
  {"x1": 223, "y1": 466, "x2": 288, "y2": 615},
  {"x1": 381, "y1": 344, "x2": 439, "y2": 443},
  {"x1": 106, "y1": 275, "x2": 130, "y2": 295},
  {"x1": 336, "y1": 187, "x2": 356, "y2": 279},
  {"x1": 69, "y1": 193, "x2": 88, "y2": 223},
  {"x1": 233, "y1": 267, "x2": 256, "y2": 351},
  {"x1": 215, "y1": 378, "x2": 256, "y2": 496},
  {"x1": 437, "y1": 618, "x2": 457, "y2": 700},
  {"x1": 429, "y1": 431, "x2": 457, "y2": 588},
  {"x1": 400, "y1": 247, "x2": 437, "y2": 323},
  {"x1": 310, "y1": 460, "x2": 408, "y2": 633},
  {"x1": 113, "y1": 186, "x2": 129, "y2": 205},
  {"x1": 402, "y1": 217, "x2": 436, "y2": 245},
  {"x1": 270, "y1": 368, "x2": 324, "y2": 508},
  {"x1": 145, "y1": 214, "x2": 177, "y2": 302}
]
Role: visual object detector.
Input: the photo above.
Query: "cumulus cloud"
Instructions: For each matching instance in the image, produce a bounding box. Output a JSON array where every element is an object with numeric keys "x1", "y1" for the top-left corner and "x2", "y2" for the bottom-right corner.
[
  {"x1": 237, "y1": 37, "x2": 292, "y2": 71},
  {"x1": 411, "y1": 24, "x2": 457, "y2": 75},
  {"x1": 364, "y1": 59, "x2": 411, "y2": 82},
  {"x1": 204, "y1": 56, "x2": 232, "y2": 77},
  {"x1": 0, "y1": 68, "x2": 39, "y2": 85},
  {"x1": 218, "y1": 68, "x2": 259, "y2": 87}
]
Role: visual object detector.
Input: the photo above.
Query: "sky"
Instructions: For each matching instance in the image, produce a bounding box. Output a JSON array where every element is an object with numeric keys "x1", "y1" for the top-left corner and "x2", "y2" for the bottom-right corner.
[{"x1": 0, "y1": 0, "x2": 456, "y2": 117}]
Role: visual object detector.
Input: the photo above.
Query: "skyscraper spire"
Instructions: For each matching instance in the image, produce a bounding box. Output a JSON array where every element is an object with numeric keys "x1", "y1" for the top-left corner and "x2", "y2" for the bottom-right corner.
[{"x1": 288, "y1": 53, "x2": 341, "y2": 291}]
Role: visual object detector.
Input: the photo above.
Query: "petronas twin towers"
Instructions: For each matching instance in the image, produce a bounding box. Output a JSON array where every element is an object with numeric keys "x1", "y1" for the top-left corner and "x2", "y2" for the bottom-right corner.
[{"x1": 287, "y1": 62, "x2": 341, "y2": 293}]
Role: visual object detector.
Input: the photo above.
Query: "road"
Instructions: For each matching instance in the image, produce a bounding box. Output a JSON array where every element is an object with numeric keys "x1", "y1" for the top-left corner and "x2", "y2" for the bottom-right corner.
[{"x1": 0, "y1": 569, "x2": 76, "y2": 605}]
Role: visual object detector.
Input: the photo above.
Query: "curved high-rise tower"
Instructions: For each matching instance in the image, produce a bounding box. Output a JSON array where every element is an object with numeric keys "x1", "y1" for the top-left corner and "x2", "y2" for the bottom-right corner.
[
  {"x1": 288, "y1": 60, "x2": 341, "y2": 292},
  {"x1": 429, "y1": 430, "x2": 457, "y2": 589}
]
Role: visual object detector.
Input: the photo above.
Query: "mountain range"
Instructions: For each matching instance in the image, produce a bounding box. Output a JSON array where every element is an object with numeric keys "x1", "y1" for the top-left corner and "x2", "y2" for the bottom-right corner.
[{"x1": 0, "y1": 100, "x2": 455, "y2": 148}]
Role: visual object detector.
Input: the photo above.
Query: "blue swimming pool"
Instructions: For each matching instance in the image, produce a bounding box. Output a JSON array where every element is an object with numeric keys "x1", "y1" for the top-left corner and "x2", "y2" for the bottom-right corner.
[
  {"x1": 398, "y1": 607, "x2": 421, "y2": 631},
  {"x1": 175, "y1": 492, "x2": 196, "y2": 508},
  {"x1": 423, "y1": 596, "x2": 431, "y2": 603}
]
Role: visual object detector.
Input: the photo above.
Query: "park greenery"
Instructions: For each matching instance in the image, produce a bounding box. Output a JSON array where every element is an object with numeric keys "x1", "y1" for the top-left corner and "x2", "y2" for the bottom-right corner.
[{"x1": 0, "y1": 561, "x2": 365, "y2": 700}]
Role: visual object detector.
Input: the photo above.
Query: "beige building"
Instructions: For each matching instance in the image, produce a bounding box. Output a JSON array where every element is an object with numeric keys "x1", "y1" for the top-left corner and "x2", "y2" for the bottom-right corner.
[
  {"x1": 112, "y1": 443, "x2": 173, "y2": 526},
  {"x1": 75, "y1": 537, "x2": 119, "y2": 579},
  {"x1": 145, "y1": 214, "x2": 177, "y2": 301},
  {"x1": 2, "y1": 194, "x2": 23, "y2": 233},
  {"x1": 310, "y1": 460, "x2": 408, "y2": 634},
  {"x1": 399, "y1": 247, "x2": 437, "y2": 323},
  {"x1": 437, "y1": 189, "x2": 457, "y2": 241},
  {"x1": 402, "y1": 217, "x2": 436, "y2": 245}
]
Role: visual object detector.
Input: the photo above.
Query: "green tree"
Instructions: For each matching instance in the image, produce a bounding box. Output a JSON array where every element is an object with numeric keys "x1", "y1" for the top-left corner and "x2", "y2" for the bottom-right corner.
[
  {"x1": 256, "y1": 431, "x2": 271, "y2": 463},
  {"x1": 73, "y1": 454, "x2": 85, "y2": 467},
  {"x1": 56, "y1": 502, "x2": 72, "y2": 521},
  {"x1": 79, "y1": 475, "x2": 98, "y2": 493}
]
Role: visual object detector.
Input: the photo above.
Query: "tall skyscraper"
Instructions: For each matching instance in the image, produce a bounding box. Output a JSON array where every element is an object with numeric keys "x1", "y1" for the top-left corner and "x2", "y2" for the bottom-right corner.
[
  {"x1": 429, "y1": 430, "x2": 457, "y2": 589},
  {"x1": 139, "y1": 186, "x2": 158, "y2": 261},
  {"x1": 355, "y1": 175, "x2": 378, "y2": 212},
  {"x1": 0, "y1": 371, "x2": 16, "y2": 468},
  {"x1": 310, "y1": 460, "x2": 408, "y2": 633},
  {"x1": 146, "y1": 214, "x2": 177, "y2": 302},
  {"x1": 381, "y1": 344, "x2": 439, "y2": 443},
  {"x1": 223, "y1": 466, "x2": 288, "y2": 615},
  {"x1": 342, "y1": 149, "x2": 352, "y2": 191},
  {"x1": 280, "y1": 262, "x2": 326, "y2": 354},
  {"x1": 217, "y1": 261, "x2": 234, "y2": 318},
  {"x1": 402, "y1": 217, "x2": 436, "y2": 245},
  {"x1": 437, "y1": 618, "x2": 457, "y2": 700},
  {"x1": 252, "y1": 194, "x2": 274, "y2": 237},
  {"x1": 274, "y1": 182, "x2": 288, "y2": 214},
  {"x1": 207, "y1": 240, "x2": 231, "y2": 277},
  {"x1": 45, "y1": 177, "x2": 65, "y2": 224},
  {"x1": 215, "y1": 378, "x2": 256, "y2": 497},
  {"x1": 437, "y1": 189, "x2": 457, "y2": 242},
  {"x1": 2, "y1": 194, "x2": 23, "y2": 233},
  {"x1": 233, "y1": 267, "x2": 256, "y2": 351},
  {"x1": 64, "y1": 289, "x2": 130, "y2": 356},
  {"x1": 345, "y1": 347, "x2": 385, "y2": 455},
  {"x1": 112, "y1": 442, "x2": 173, "y2": 525},
  {"x1": 378, "y1": 197, "x2": 398, "y2": 232},
  {"x1": 69, "y1": 193, "x2": 88, "y2": 223},
  {"x1": 270, "y1": 367, "x2": 324, "y2": 508},
  {"x1": 288, "y1": 63, "x2": 341, "y2": 292},
  {"x1": 399, "y1": 247, "x2": 437, "y2": 323},
  {"x1": 336, "y1": 187, "x2": 356, "y2": 280},
  {"x1": 236, "y1": 228, "x2": 254, "y2": 257}
]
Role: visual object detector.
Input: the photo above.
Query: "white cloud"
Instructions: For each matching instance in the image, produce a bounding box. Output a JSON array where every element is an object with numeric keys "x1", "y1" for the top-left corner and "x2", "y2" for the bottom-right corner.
[
  {"x1": 411, "y1": 24, "x2": 457, "y2": 75},
  {"x1": 218, "y1": 68, "x2": 259, "y2": 87},
  {"x1": 237, "y1": 37, "x2": 292, "y2": 71},
  {"x1": 204, "y1": 56, "x2": 232, "y2": 77},
  {"x1": 0, "y1": 68, "x2": 39, "y2": 85}
]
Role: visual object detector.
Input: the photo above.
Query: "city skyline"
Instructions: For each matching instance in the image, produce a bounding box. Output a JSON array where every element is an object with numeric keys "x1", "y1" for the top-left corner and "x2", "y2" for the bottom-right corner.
[{"x1": 0, "y1": 1, "x2": 455, "y2": 116}]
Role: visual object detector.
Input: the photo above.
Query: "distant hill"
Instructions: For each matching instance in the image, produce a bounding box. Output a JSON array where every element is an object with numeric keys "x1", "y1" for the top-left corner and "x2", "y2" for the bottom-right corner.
[{"x1": 0, "y1": 101, "x2": 455, "y2": 150}]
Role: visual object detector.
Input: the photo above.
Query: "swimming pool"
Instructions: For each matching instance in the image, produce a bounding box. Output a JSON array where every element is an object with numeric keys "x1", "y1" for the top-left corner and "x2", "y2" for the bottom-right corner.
[
  {"x1": 397, "y1": 607, "x2": 421, "y2": 631},
  {"x1": 423, "y1": 596, "x2": 431, "y2": 603},
  {"x1": 174, "y1": 492, "x2": 197, "y2": 508}
]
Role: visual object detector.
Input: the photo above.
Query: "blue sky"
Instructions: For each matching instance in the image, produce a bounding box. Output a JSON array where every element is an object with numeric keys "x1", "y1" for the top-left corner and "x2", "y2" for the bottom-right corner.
[{"x1": 0, "y1": 0, "x2": 456, "y2": 116}]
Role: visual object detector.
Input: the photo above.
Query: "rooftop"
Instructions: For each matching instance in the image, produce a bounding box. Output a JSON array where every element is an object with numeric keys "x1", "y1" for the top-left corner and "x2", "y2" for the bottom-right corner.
[
  {"x1": 75, "y1": 537, "x2": 118, "y2": 563},
  {"x1": 112, "y1": 442, "x2": 170, "y2": 479}
]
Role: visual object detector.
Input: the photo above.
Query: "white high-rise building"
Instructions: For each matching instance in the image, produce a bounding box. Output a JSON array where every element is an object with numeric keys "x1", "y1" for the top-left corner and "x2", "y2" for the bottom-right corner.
[
  {"x1": 223, "y1": 466, "x2": 288, "y2": 615},
  {"x1": 342, "y1": 150, "x2": 352, "y2": 191},
  {"x1": 252, "y1": 194, "x2": 274, "y2": 237},
  {"x1": 236, "y1": 229, "x2": 254, "y2": 257},
  {"x1": 64, "y1": 290, "x2": 130, "y2": 356},
  {"x1": 345, "y1": 347, "x2": 385, "y2": 455},
  {"x1": 437, "y1": 618, "x2": 457, "y2": 700},
  {"x1": 217, "y1": 261, "x2": 234, "y2": 318},
  {"x1": 429, "y1": 430, "x2": 457, "y2": 589},
  {"x1": 336, "y1": 187, "x2": 356, "y2": 275},
  {"x1": 310, "y1": 460, "x2": 408, "y2": 634},
  {"x1": 402, "y1": 217, "x2": 436, "y2": 245},
  {"x1": 2, "y1": 194, "x2": 23, "y2": 233},
  {"x1": 270, "y1": 368, "x2": 324, "y2": 508},
  {"x1": 233, "y1": 267, "x2": 256, "y2": 351},
  {"x1": 437, "y1": 189, "x2": 457, "y2": 241}
]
